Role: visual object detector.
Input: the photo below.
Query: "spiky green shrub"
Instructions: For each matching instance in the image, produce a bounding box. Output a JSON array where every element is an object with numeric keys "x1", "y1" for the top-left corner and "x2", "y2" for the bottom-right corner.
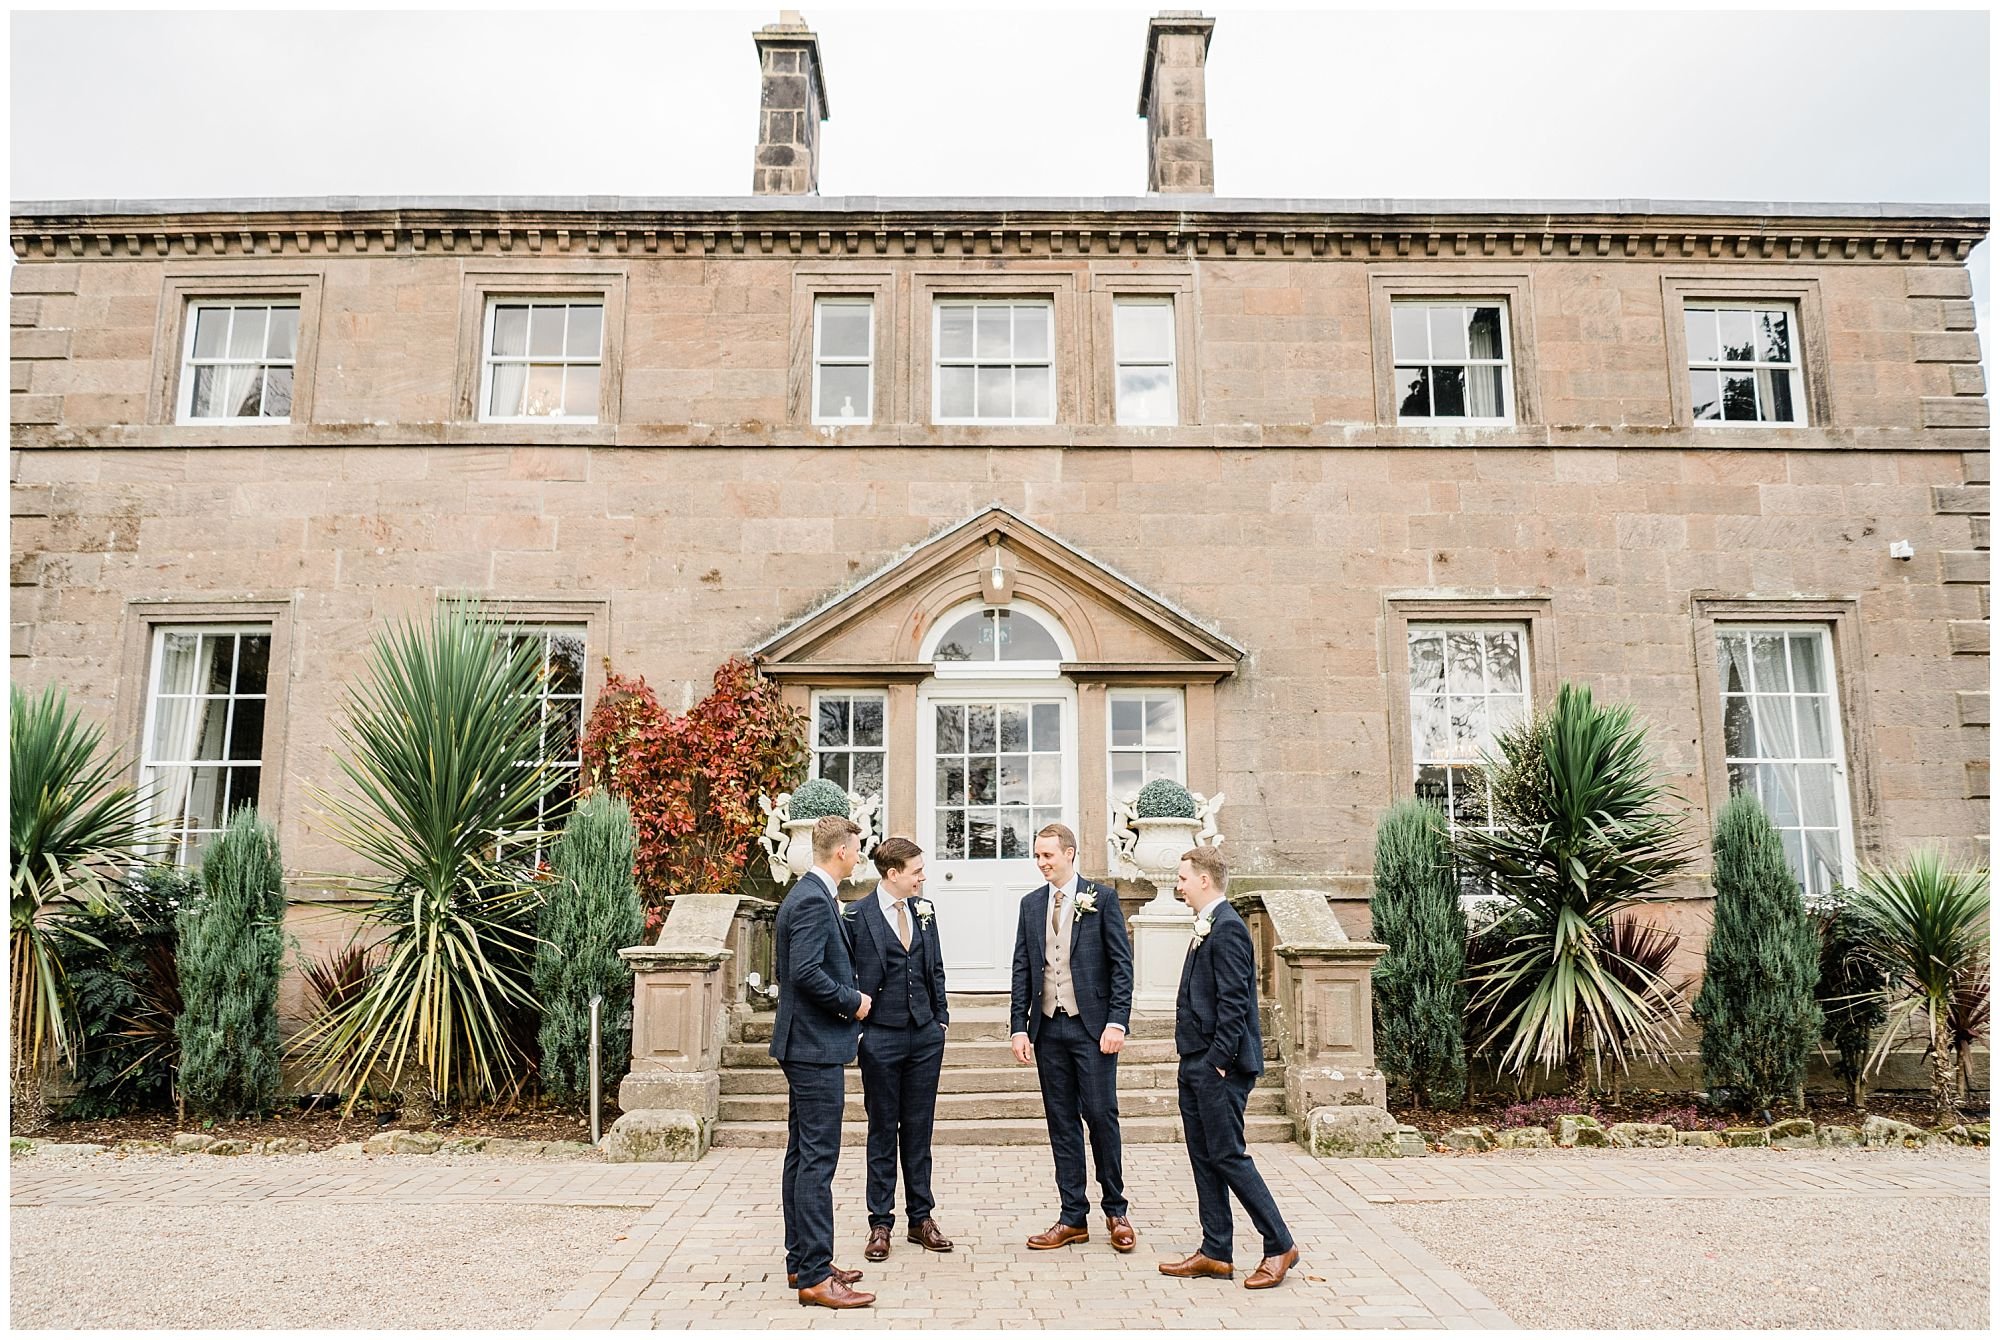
[
  {"x1": 534, "y1": 792, "x2": 644, "y2": 1104},
  {"x1": 176, "y1": 808, "x2": 287, "y2": 1118},
  {"x1": 1135, "y1": 778, "x2": 1199, "y2": 820},
  {"x1": 1692, "y1": 794, "x2": 1823, "y2": 1113},
  {"x1": 1456, "y1": 683, "x2": 1695, "y2": 1096},
  {"x1": 788, "y1": 777, "x2": 851, "y2": 822},
  {"x1": 10, "y1": 684, "x2": 153, "y2": 1128},
  {"x1": 1370, "y1": 798, "x2": 1467, "y2": 1107},
  {"x1": 289, "y1": 600, "x2": 550, "y2": 1116},
  {"x1": 1811, "y1": 889, "x2": 1888, "y2": 1108}
]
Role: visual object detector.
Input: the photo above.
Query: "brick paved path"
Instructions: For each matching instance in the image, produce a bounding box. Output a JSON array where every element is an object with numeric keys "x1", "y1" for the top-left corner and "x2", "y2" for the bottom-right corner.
[{"x1": 11, "y1": 1146, "x2": 1986, "y2": 1330}]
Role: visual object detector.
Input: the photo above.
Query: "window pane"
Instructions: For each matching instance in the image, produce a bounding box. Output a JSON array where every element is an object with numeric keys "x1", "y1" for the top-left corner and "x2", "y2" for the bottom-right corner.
[
  {"x1": 1788, "y1": 633, "x2": 1826, "y2": 694},
  {"x1": 227, "y1": 307, "x2": 267, "y2": 360},
  {"x1": 548, "y1": 634, "x2": 585, "y2": 695},
  {"x1": 1450, "y1": 698, "x2": 1486, "y2": 752},
  {"x1": 1112, "y1": 756, "x2": 1144, "y2": 798},
  {"x1": 1031, "y1": 702, "x2": 1060, "y2": 752},
  {"x1": 491, "y1": 305, "x2": 529, "y2": 358},
  {"x1": 1721, "y1": 373, "x2": 1756, "y2": 421},
  {"x1": 1000, "y1": 706, "x2": 1028, "y2": 752},
  {"x1": 546, "y1": 698, "x2": 582, "y2": 762},
  {"x1": 1489, "y1": 693, "x2": 1526, "y2": 733},
  {"x1": 1798, "y1": 761, "x2": 1837, "y2": 827},
  {"x1": 1718, "y1": 309, "x2": 1756, "y2": 362},
  {"x1": 221, "y1": 366, "x2": 260, "y2": 419},
  {"x1": 1143, "y1": 752, "x2": 1179, "y2": 784},
  {"x1": 1392, "y1": 304, "x2": 1429, "y2": 359},
  {"x1": 1030, "y1": 756, "x2": 1060, "y2": 805},
  {"x1": 1014, "y1": 366, "x2": 1052, "y2": 420},
  {"x1": 265, "y1": 308, "x2": 299, "y2": 360},
  {"x1": 1414, "y1": 764, "x2": 1449, "y2": 807},
  {"x1": 1413, "y1": 693, "x2": 1448, "y2": 757},
  {"x1": 1111, "y1": 697, "x2": 1143, "y2": 748},
  {"x1": 851, "y1": 696, "x2": 883, "y2": 748},
  {"x1": 262, "y1": 368, "x2": 294, "y2": 418},
  {"x1": 1484, "y1": 632, "x2": 1523, "y2": 692},
  {"x1": 566, "y1": 304, "x2": 604, "y2": 358},
  {"x1": 967, "y1": 757, "x2": 996, "y2": 805},
  {"x1": 234, "y1": 635, "x2": 271, "y2": 694},
  {"x1": 939, "y1": 306, "x2": 974, "y2": 359},
  {"x1": 1013, "y1": 305, "x2": 1050, "y2": 360},
  {"x1": 226, "y1": 764, "x2": 262, "y2": 817},
  {"x1": 1795, "y1": 696, "x2": 1831, "y2": 758},
  {"x1": 1465, "y1": 365, "x2": 1505, "y2": 419},
  {"x1": 936, "y1": 703, "x2": 965, "y2": 751},
  {"x1": 528, "y1": 305, "x2": 565, "y2": 357},
  {"x1": 192, "y1": 307, "x2": 229, "y2": 359},
  {"x1": 852, "y1": 752, "x2": 883, "y2": 797},
  {"x1": 1723, "y1": 694, "x2": 1758, "y2": 758},
  {"x1": 937, "y1": 758, "x2": 964, "y2": 806},
  {"x1": 562, "y1": 364, "x2": 600, "y2": 418},
  {"x1": 1684, "y1": 309, "x2": 1719, "y2": 364},
  {"x1": 523, "y1": 365, "x2": 564, "y2": 416},
  {"x1": 1467, "y1": 306, "x2": 1504, "y2": 358},
  {"x1": 975, "y1": 366, "x2": 1012, "y2": 419},
  {"x1": 968, "y1": 810, "x2": 998, "y2": 860},
  {"x1": 967, "y1": 705, "x2": 995, "y2": 753},
  {"x1": 1445, "y1": 631, "x2": 1483, "y2": 694},
  {"x1": 1689, "y1": 368, "x2": 1722, "y2": 421},
  {"x1": 1429, "y1": 306, "x2": 1470, "y2": 361},
  {"x1": 995, "y1": 610, "x2": 1061, "y2": 659},
  {"x1": 1759, "y1": 309, "x2": 1791, "y2": 364},
  {"x1": 1115, "y1": 301, "x2": 1173, "y2": 362},
  {"x1": 976, "y1": 305, "x2": 1011, "y2": 359},
  {"x1": 1750, "y1": 633, "x2": 1790, "y2": 693},
  {"x1": 818, "y1": 752, "x2": 850, "y2": 789},
  {"x1": 1719, "y1": 632, "x2": 1752, "y2": 694},
  {"x1": 1430, "y1": 365, "x2": 1467, "y2": 417},
  {"x1": 1396, "y1": 366, "x2": 1430, "y2": 419},
  {"x1": 939, "y1": 808, "x2": 965, "y2": 859},
  {"x1": 817, "y1": 363, "x2": 870, "y2": 421},
  {"x1": 203, "y1": 637, "x2": 237, "y2": 695},
  {"x1": 1117, "y1": 367, "x2": 1174, "y2": 425},
  {"x1": 1144, "y1": 695, "x2": 1180, "y2": 745},
  {"x1": 818, "y1": 697, "x2": 850, "y2": 747},
  {"x1": 488, "y1": 364, "x2": 527, "y2": 418},
  {"x1": 818, "y1": 302, "x2": 870, "y2": 359},
  {"x1": 938, "y1": 365, "x2": 975, "y2": 419},
  {"x1": 1803, "y1": 829, "x2": 1844, "y2": 897},
  {"x1": 1409, "y1": 633, "x2": 1445, "y2": 694},
  {"x1": 999, "y1": 811, "x2": 1029, "y2": 859},
  {"x1": 1758, "y1": 368, "x2": 1794, "y2": 424},
  {"x1": 1761, "y1": 763, "x2": 1801, "y2": 827},
  {"x1": 999, "y1": 754, "x2": 1029, "y2": 804}
]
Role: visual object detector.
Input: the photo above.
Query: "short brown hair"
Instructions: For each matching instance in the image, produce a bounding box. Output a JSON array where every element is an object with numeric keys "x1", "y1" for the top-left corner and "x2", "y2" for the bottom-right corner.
[
  {"x1": 872, "y1": 835, "x2": 923, "y2": 874},
  {"x1": 1180, "y1": 845, "x2": 1228, "y2": 892},
  {"x1": 1034, "y1": 822, "x2": 1078, "y2": 855},
  {"x1": 812, "y1": 815, "x2": 862, "y2": 860}
]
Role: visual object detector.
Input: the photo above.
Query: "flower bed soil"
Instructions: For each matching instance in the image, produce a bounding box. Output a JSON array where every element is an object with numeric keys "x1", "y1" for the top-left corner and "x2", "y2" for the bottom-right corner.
[
  {"x1": 1390, "y1": 1088, "x2": 1985, "y2": 1142},
  {"x1": 34, "y1": 1102, "x2": 603, "y2": 1151}
]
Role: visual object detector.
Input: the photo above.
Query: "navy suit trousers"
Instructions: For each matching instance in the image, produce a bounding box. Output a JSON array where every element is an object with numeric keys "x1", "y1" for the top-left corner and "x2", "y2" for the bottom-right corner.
[
  {"x1": 779, "y1": 1059, "x2": 846, "y2": 1289},
  {"x1": 1034, "y1": 1010, "x2": 1128, "y2": 1225},
  {"x1": 1176, "y1": 1055, "x2": 1292, "y2": 1262},
  {"x1": 858, "y1": 1020, "x2": 948, "y2": 1228}
]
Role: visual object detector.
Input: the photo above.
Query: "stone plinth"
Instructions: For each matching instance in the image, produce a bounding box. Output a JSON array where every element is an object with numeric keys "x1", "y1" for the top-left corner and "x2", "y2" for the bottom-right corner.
[
  {"x1": 607, "y1": 894, "x2": 741, "y2": 1161},
  {"x1": 1259, "y1": 889, "x2": 1390, "y2": 1133}
]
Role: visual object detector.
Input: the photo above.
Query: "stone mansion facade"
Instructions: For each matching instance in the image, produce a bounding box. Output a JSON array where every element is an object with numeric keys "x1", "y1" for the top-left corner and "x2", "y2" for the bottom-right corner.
[{"x1": 9, "y1": 14, "x2": 1990, "y2": 1018}]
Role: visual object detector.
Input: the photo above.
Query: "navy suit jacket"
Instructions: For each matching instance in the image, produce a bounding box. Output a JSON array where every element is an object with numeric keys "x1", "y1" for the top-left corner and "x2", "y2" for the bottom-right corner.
[
  {"x1": 1009, "y1": 877, "x2": 1134, "y2": 1042},
  {"x1": 1174, "y1": 899, "x2": 1265, "y2": 1076},
  {"x1": 848, "y1": 891, "x2": 951, "y2": 1030},
  {"x1": 769, "y1": 871, "x2": 865, "y2": 1064}
]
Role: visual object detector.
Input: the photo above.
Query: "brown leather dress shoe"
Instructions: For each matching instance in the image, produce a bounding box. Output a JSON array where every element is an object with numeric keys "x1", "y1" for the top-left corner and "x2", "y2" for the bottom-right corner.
[
  {"x1": 1243, "y1": 1246, "x2": 1300, "y2": 1290},
  {"x1": 1158, "y1": 1251, "x2": 1233, "y2": 1279},
  {"x1": 864, "y1": 1225, "x2": 893, "y2": 1261},
  {"x1": 1106, "y1": 1215, "x2": 1137, "y2": 1252},
  {"x1": 787, "y1": 1265, "x2": 863, "y2": 1288},
  {"x1": 906, "y1": 1218, "x2": 954, "y2": 1252},
  {"x1": 797, "y1": 1276, "x2": 875, "y2": 1309},
  {"x1": 1025, "y1": 1221, "x2": 1090, "y2": 1250}
]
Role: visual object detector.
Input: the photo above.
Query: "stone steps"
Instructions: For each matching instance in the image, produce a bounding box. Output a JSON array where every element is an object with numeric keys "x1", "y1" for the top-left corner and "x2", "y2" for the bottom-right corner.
[
  {"x1": 717, "y1": 1085, "x2": 1287, "y2": 1124},
  {"x1": 717, "y1": 1061, "x2": 1282, "y2": 1096},
  {"x1": 710, "y1": 1113, "x2": 1298, "y2": 1149},
  {"x1": 722, "y1": 1036, "x2": 1205, "y2": 1069},
  {"x1": 733, "y1": 1001, "x2": 1277, "y2": 1046}
]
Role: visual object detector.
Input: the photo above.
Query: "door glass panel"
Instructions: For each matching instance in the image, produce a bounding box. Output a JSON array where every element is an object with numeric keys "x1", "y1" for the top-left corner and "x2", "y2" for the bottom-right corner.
[{"x1": 931, "y1": 698, "x2": 1067, "y2": 865}]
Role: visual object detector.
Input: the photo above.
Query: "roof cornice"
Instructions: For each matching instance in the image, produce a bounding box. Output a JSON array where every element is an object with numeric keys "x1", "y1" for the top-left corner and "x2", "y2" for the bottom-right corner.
[{"x1": 11, "y1": 197, "x2": 1988, "y2": 264}]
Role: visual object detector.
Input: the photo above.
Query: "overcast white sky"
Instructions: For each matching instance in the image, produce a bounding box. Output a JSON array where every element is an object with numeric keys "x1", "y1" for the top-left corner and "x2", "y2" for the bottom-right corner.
[{"x1": 8, "y1": 4, "x2": 1991, "y2": 331}]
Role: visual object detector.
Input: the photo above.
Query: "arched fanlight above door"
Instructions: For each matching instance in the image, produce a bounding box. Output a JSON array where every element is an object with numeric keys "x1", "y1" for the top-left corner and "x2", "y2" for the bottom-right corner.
[{"x1": 922, "y1": 599, "x2": 1074, "y2": 677}]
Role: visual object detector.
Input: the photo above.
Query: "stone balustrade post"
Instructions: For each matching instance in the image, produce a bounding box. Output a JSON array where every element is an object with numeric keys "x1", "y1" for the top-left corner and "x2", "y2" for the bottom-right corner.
[{"x1": 604, "y1": 894, "x2": 741, "y2": 1162}]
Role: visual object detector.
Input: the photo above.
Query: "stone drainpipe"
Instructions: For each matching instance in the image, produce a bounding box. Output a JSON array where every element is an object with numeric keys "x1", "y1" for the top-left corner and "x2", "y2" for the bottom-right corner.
[{"x1": 603, "y1": 894, "x2": 741, "y2": 1161}]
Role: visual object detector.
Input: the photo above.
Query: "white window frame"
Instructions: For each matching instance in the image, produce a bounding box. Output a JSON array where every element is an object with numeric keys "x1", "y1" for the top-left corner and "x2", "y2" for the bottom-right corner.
[
  {"x1": 810, "y1": 689, "x2": 889, "y2": 805},
  {"x1": 498, "y1": 623, "x2": 588, "y2": 864},
  {"x1": 1684, "y1": 300, "x2": 1804, "y2": 427},
  {"x1": 175, "y1": 302, "x2": 299, "y2": 425},
  {"x1": 931, "y1": 299, "x2": 1057, "y2": 426},
  {"x1": 810, "y1": 297, "x2": 874, "y2": 425},
  {"x1": 477, "y1": 297, "x2": 605, "y2": 424},
  {"x1": 1105, "y1": 688, "x2": 1187, "y2": 813},
  {"x1": 138, "y1": 623, "x2": 273, "y2": 865},
  {"x1": 1406, "y1": 622, "x2": 1533, "y2": 834},
  {"x1": 1716, "y1": 624, "x2": 1856, "y2": 897},
  {"x1": 920, "y1": 599, "x2": 1074, "y2": 681},
  {"x1": 1390, "y1": 298, "x2": 1515, "y2": 427},
  {"x1": 1113, "y1": 296, "x2": 1178, "y2": 427}
]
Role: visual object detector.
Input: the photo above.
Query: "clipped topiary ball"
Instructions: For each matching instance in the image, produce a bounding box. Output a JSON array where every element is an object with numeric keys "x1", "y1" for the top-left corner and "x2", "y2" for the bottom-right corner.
[
  {"x1": 789, "y1": 777, "x2": 852, "y2": 822},
  {"x1": 1134, "y1": 778, "x2": 1198, "y2": 820}
]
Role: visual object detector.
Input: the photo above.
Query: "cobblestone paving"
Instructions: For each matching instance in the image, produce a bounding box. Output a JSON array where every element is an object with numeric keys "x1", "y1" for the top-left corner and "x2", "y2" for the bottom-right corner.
[{"x1": 10, "y1": 1145, "x2": 1988, "y2": 1330}]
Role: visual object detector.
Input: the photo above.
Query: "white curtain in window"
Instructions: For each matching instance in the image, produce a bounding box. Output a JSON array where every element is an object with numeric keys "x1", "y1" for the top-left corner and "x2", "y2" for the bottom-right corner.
[
  {"x1": 1466, "y1": 309, "x2": 1502, "y2": 418},
  {"x1": 148, "y1": 634, "x2": 218, "y2": 840}
]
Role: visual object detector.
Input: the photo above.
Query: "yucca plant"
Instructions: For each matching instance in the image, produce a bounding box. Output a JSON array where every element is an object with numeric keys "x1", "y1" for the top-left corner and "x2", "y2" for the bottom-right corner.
[
  {"x1": 1456, "y1": 683, "x2": 1695, "y2": 1098},
  {"x1": 9, "y1": 684, "x2": 154, "y2": 1129},
  {"x1": 288, "y1": 600, "x2": 556, "y2": 1118},
  {"x1": 1849, "y1": 847, "x2": 1989, "y2": 1123}
]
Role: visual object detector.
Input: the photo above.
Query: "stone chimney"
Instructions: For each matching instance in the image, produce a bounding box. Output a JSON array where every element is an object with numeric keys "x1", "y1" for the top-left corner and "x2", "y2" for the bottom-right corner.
[
  {"x1": 1137, "y1": 11, "x2": 1215, "y2": 194},
  {"x1": 751, "y1": 12, "x2": 829, "y2": 195}
]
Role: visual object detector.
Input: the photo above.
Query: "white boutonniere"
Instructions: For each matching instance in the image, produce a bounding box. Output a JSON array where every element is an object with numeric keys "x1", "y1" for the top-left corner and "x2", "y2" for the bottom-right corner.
[
  {"x1": 1190, "y1": 916, "x2": 1213, "y2": 950},
  {"x1": 1073, "y1": 889, "x2": 1098, "y2": 919},
  {"x1": 914, "y1": 899, "x2": 936, "y2": 926}
]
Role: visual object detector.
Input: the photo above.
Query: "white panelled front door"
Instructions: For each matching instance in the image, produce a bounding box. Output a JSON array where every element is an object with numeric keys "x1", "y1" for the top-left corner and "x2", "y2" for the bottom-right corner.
[{"x1": 916, "y1": 685, "x2": 1076, "y2": 991}]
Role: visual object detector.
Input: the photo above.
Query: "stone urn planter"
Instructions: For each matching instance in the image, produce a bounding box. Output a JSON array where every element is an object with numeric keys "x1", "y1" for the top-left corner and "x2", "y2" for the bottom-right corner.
[
  {"x1": 757, "y1": 778, "x2": 880, "y2": 883},
  {"x1": 1130, "y1": 816, "x2": 1204, "y2": 878},
  {"x1": 1117, "y1": 779, "x2": 1225, "y2": 1011}
]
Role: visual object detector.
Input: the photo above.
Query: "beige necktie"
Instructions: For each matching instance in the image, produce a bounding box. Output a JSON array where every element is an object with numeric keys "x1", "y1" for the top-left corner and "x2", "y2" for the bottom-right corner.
[
  {"x1": 894, "y1": 898, "x2": 911, "y2": 951},
  {"x1": 1050, "y1": 886, "x2": 1065, "y2": 933}
]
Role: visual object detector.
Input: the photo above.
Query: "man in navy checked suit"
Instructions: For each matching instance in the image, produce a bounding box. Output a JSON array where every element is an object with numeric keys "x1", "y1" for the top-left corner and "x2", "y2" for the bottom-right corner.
[
  {"x1": 1008, "y1": 821, "x2": 1139, "y2": 1253},
  {"x1": 1159, "y1": 845, "x2": 1298, "y2": 1290},
  {"x1": 769, "y1": 815, "x2": 874, "y2": 1309}
]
